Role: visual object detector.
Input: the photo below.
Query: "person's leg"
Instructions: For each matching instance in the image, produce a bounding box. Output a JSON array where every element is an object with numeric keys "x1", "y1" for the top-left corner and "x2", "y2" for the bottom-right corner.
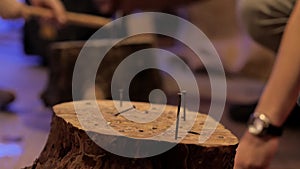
[
  {"x1": 239, "y1": 0, "x2": 297, "y2": 52},
  {"x1": 230, "y1": 0, "x2": 300, "y2": 124}
]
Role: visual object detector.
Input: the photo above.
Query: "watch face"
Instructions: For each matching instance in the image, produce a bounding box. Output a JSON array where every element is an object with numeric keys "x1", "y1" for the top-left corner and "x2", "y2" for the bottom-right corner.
[{"x1": 248, "y1": 116, "x2": 265, "y2": 135}]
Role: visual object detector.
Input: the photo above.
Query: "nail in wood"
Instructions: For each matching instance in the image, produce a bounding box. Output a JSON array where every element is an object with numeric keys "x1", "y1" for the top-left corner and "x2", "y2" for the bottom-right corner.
[
  {"x1": 175, "y1": 93, "x2": 182, "y2": 140},
  {"x1": 119, "y1": 89, "x2": 123, "y2": 107},
  {"x1": 181, "y1": 90, "x2": 186, "y2": 121},
  {"x1": 114, "y1": 105, "x2": 136, "y2": 116}
]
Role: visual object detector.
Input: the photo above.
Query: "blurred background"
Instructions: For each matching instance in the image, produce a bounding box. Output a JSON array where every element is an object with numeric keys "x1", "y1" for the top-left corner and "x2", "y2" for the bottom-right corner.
[{"x1": 0, "y1": 0, "x2": 299, "y2": 168}]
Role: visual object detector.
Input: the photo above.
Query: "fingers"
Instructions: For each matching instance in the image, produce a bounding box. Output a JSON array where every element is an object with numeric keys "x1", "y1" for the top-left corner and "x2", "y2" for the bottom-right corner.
[
  {"x1": 30, "y1": 0, "x2": 66, "y2": 24},
  {"x1": 47, "y1": 0, "x2": 66, "y2": 24}
]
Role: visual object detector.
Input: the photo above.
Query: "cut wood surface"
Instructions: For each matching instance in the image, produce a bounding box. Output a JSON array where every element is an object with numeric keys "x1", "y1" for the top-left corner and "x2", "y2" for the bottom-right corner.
[{"x1": 25, "y1": 100, "x2": 238, "y2": 169}]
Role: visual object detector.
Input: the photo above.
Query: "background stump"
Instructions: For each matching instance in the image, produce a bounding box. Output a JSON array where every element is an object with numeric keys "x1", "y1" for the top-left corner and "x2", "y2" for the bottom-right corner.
[
  {"x1": 25, "y1": 100, "x2": 238, "y2": 169},
  {"x1": 41, "y1": 35, "x2": 163, "y2": 107}
]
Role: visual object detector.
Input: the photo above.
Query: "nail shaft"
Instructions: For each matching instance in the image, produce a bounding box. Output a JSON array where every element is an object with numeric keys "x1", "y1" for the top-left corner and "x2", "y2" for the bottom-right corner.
[
  {"x1": 188, "y1": 130, "x2": 200, "y2": 135},
  {"x1": 175, "y1": 93, "x2": 182, "y2": 140},
  {"x1": 119, "y1": 89, "x2": 123, "y2": 107},
  {"x1": 182, "y1": 90, "x2": 186, "y2": 121},
  {"x1": 114, "y1": 105, "x2": 136, "y2": 116}
]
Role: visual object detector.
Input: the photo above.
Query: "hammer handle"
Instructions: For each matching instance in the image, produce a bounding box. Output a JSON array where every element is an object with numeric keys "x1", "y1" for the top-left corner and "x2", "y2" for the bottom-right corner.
[{"x1": 25, "y1": 6, "x2": 112, "y2": 28}]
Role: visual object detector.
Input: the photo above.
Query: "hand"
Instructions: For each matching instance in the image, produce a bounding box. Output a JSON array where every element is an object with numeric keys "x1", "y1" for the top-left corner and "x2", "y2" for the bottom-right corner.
[
  {"x1": 30, "y1": 0, "x2": 66, "y2": 24},
  {"x1": 234, "y1": 132, "x2": 280, "y2": 169},
  {"x1": 0, "y1": 0, "x2": 23, "y2": 19}
]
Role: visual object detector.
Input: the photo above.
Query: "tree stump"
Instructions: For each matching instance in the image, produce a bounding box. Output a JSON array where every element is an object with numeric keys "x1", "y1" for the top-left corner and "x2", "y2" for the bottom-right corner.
[
  {"x1": 41, "y1": 35, "x2": 163, "y2": 107},
  {"x1": 25, "y1": 100, "x2": 238, "y2": 169}
]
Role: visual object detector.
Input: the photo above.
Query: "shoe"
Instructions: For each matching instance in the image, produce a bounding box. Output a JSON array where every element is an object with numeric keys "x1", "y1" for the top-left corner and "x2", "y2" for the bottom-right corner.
[
  {"x1": 229, "y1": 102, "x2": 300, "y2": 127},
  {"x1": 0, "y1": 89, "x2": 15, "y2": 110}
]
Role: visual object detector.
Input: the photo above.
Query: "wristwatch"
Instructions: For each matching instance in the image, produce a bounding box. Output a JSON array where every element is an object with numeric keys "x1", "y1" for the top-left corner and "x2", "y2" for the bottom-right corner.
[{"x1": 248, "y1": 113, "x2": 283, "y2": 137}]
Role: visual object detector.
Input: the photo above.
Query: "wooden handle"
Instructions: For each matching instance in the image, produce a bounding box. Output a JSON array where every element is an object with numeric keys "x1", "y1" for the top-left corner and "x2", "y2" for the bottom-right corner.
[{"x1": 24, "y1": 6, "x2": 112, "y2": 28}]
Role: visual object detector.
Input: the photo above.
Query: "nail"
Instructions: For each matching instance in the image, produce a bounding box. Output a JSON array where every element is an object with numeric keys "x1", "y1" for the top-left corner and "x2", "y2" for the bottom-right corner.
[
  {"x1": 181, "y1": 90, "x2": 186, "y2": 121},
  {"x1": 175, "y1": 93, "x2": 182, "y2": 140},
  {"x1": 188, "y1": 130, "x2": 200, "y2": 135},
  {"x1": 114, "y1": 105, "x2": 136, "y2": 116},
  {"x1": 119, "y1": 89, "x2": 123, "y2": 107}
]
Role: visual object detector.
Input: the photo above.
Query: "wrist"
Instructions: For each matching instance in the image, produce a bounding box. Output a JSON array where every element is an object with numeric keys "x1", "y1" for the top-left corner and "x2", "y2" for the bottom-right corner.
[{"x1": 247, "y1": 113, "x2": 284, "y2": 138}]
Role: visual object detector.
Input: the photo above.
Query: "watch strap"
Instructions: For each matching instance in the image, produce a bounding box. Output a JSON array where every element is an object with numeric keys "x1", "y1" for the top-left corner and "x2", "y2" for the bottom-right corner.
[
  {"x1": 249, "y1": 113, "x2": 284, "y2": 137},
  {"x1": 267, "y1": 124, "x2": 283, "y2": 137}
]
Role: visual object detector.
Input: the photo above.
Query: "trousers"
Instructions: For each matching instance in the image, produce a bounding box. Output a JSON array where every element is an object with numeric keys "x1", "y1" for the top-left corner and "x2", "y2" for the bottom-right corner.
[
  {"x1": 239, "y1": 0, "x2": 297, "y2": 52},
  {"x1": 240, "y1": 0, "x2": 300, "y2": 104}
]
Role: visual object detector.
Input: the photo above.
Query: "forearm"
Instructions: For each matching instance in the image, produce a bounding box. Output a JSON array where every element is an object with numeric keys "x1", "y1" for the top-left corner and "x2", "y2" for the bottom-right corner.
[{"x1": 255, "y1": 1, "x2": 300, "y2": 126}]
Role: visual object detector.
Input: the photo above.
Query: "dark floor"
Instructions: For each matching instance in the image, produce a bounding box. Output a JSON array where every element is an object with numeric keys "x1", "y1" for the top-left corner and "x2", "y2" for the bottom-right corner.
[{"x1": 0, "y1": 20, "x2": 299, "y2": 169}]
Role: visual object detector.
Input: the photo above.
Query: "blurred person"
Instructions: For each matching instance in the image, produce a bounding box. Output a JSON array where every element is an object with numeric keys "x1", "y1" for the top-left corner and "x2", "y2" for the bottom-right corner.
[
  {"x1": 234, "y1": 0, "x2": 300, "y2": 169},
  {"x1": 0, "y1": 0, "x2": 66, "y2": 110}
]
